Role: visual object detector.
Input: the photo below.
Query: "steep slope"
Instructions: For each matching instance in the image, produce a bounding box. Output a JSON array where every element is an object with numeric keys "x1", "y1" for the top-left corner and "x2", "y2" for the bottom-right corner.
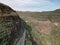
[{"x1": 0, "y1": 3, "x2": 25, "y2": 45}]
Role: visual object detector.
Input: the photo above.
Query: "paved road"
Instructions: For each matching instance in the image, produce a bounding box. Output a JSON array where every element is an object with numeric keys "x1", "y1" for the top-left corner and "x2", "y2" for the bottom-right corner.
[{"x1": 17, "y1": 30, "x2": 26, "y2": 45}]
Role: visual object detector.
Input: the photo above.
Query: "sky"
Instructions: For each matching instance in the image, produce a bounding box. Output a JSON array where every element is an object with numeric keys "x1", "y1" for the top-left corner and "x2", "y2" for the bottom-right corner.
[{"x1": 0, "y1": 0, "x2": 60, "y2": 12}]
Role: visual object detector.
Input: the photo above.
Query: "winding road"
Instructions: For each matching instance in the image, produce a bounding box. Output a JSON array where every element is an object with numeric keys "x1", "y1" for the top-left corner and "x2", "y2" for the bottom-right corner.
[{"x1": 17, "y1": 30, "x2": 26, "y2": 45}]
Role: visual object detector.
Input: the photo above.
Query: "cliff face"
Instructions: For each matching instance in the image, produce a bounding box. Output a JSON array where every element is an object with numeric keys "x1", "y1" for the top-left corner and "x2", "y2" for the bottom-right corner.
[{"x1": 0, "y1": 3, "x2": 25, "y2": 45}]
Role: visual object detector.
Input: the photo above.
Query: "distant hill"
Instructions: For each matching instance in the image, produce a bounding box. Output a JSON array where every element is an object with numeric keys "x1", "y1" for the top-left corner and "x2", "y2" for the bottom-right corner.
[
  {"x1": 17, "y1": 9, "x2": 60, "y2": 22},
  {"x1": 53, "y1": 9, "x2": 60, "y2": 12}
]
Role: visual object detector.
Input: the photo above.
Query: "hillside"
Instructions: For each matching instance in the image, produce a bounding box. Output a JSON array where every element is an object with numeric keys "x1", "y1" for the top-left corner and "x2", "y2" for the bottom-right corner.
[
  {"x1": 17, "y1": 9, "x2": 60, "y2": 45},
  {"x1": 0, "y1": 3, "x2": 25, "y2": 45}
]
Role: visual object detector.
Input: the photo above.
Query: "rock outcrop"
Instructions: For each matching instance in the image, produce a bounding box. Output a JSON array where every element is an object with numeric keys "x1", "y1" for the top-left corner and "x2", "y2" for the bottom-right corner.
[{"x1": 0, "y1": 3, "x2": 25, "y2": 45}]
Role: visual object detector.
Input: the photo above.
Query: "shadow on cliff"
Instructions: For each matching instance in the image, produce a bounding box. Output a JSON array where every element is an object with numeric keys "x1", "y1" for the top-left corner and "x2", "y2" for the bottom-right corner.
[
  {"x1": 22, "y1": 19, "x2": 37, "y2": 45},
  {"x1": 0, "y1": 16, "x2": 37, "y2": 45}
]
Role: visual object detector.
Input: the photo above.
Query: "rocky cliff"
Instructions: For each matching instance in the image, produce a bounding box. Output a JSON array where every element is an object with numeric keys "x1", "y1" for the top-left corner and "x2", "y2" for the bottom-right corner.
[{"x1": 0, "y1": 3, "x2": 25, "y2": 45}]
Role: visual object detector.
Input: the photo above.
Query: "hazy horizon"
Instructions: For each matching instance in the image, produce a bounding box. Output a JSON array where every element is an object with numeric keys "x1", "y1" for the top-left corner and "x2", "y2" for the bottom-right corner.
[{"x1": 0, "y1": 0, "x2": 60, "y2": 12}]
